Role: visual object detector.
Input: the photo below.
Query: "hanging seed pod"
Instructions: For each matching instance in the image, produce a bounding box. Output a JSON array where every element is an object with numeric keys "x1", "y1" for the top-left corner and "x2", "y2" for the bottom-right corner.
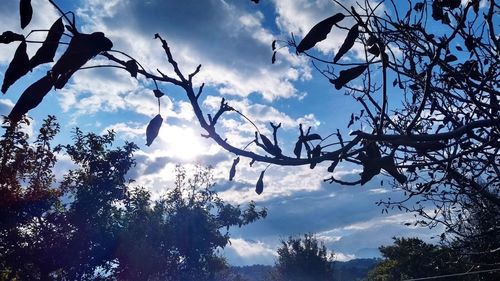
[
  {"x1": 297, "y1": 13, "x2": 345, "y2": 53},
  {"x1": 229, "y1": 157, "x2": 240, "y2": 181},
  {"x1": 260, "y1": 134, "x2": 281, "y2": 156},
  {"x1": 145, "y1": 114, "x2": 163, "y2": 146},
  {"x1": 2, "y1": 41, "x2": 30, "y2": 93},
  {"x1": 255, "y1": 170, "x2": 265, "y2": 195},
  {"x1": 380, "y1": 155, "x2": 407, "y2": 184}
]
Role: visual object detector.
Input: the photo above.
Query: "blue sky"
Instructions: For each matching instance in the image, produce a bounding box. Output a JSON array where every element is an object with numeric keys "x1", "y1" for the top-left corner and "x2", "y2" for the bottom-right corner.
[{"x1": 0, "y1": 0, "x2": 450, "y2": 265}]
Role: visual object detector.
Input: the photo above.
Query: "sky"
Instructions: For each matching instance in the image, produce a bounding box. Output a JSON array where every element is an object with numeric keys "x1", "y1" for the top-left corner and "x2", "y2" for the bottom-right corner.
[{"x1": 0, "y1": 0, "x2": 448, "y2": 266}]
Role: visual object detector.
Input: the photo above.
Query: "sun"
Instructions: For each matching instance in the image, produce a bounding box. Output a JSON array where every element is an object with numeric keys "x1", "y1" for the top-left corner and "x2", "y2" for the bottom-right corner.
[{"x1": 162, "y1": 126, "x2": 206, "y2": 160}]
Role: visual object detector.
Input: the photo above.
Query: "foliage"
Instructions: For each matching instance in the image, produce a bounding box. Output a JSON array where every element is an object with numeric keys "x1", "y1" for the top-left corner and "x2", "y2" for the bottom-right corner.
[
  {"x1": 364, "y1": 237, "x2": 464, "y2": 281},
  {"x1": 270, "y1": 233, "x2": 335, "y2": 281},
  {"x1": 0, "y1": 0, "x2": 498, "y2": 269},
  {"x1": 0, "y1": 118, "x2": 266, "y2": 281}
]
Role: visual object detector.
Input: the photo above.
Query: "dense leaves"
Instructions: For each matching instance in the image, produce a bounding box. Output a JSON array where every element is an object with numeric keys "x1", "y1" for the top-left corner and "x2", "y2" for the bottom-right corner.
[
  {"x1": 271, "y1": 234, "x2": 335, "y2": 281},
  {"x1": 0, "y1": 119, "x2": 266, "y2": 280}
]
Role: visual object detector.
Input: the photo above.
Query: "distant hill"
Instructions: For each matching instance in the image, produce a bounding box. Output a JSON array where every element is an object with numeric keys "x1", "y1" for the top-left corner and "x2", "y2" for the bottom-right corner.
[
  {"x1": 224, "y1": 258, "x2": 379, "y2": 281},
  {"x1": 333, "y1": 258, "x2": 380, "y2": 281}
]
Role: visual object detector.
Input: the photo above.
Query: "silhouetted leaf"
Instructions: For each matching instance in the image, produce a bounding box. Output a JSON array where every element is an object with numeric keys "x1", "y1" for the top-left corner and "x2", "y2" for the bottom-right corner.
[
  {"x1": 348, "y1": 113, "x2": 354, "y2": 128},
  {"x1": 52, "y1": 32, "x2": 113, "y2": 89},
  {"x1": 333, "y1": 24, "x2": 359, "y2": 63},
  {"x1": 2, "y1": 41, "x2": 30, "y2": 94},
  {"x1": 309, "y1": 145, "x2": 321, "y2": 169},
  {"x1": 145, "y1": 114, "x2": 163, "y2": 146},
  {"x1": 260, "y1": 134, "x2": 281, "y2": 156},
  {"x1": 0, "y1": 31, "x2": 24, "y2": 44},
  {"x1": 272, "y1": 40, "x2": 276, "y2": 51},
  {"x1": 9, "y1": 75, "x2": 54, "y2": 123},
  {"x1": 441, "y1": 0, "x2": 461, "y2": 9},
  {"x1": 380, "y1": 155, "x2": 407, "y2": 184},
  {"x1": 229, "y1": 157, "x2": 240, "y2": 181},
  {"x1": 464, "y1": 35, "x2": 475, "y2": 52},
  {"x1": 414, "y1": 2, "x2": 424, "y2": 12},
  {"x1": 20, "y1": 0, "x2": 33, "y2": 29},
  {"x1": 296, "y1": 13, "x2": 345, "y2": 53},
  {"x1": 302, "y1": 133, "x2": 322, "y2": 142},
  {"x1": 255, "y1": 171, "x2": 265, "y2": 194},
  {"x1": 471, "y1": 0, "x2": 479, "y2": 13},
  {"x1": 432, "y1": 2, "x2": 444, "y2": 21},
  {"x1": 125, "y1": 60, "x2": 139, "y2": 78},
  {"x1": 330, "y1": 64, "x2": 367, "y2": 90},
  {"x1": 272, "y1": 51, "x2": 276, "y2": 64},
  {"x1": 444, "y1": 54, "x2": 457, "y2": 63},
  {"x1": 153, "y1": 89, "x2": 164, "y2": 98},
  {"x1": 293, "y1": 139, "x2": 302, "y2": 159},
  {"x1": 366, "y1": 35, "x2": 377, "y2": 46},
  {"x1": 367, "y1": 45, "x2": 380, "y2": 56},
  {"x1": 29, "y1": 18, "x2": 65, "y2": 70},
  {"x1": 251, "y1": 0, "x2": 259, "y2": 3}
]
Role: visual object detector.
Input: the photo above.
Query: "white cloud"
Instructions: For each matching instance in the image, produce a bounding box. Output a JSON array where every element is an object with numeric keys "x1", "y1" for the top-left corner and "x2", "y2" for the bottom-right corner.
[{"x1": 225, "y1": 238, "x2": 277, "y2": 266}]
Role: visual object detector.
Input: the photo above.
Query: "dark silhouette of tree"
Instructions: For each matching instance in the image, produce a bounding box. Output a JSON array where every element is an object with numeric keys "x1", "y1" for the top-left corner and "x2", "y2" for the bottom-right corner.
[
  {"x1": 364, "y1": 237, "x2": 464, "y2": 281},
  {"x1": 0, "y1": 117, "x2": 266, "y2": 280},
  {"x1": 0, "y1": 0, "x2": 499, "y2": 266},
  {"x1": 270, "y1": 233, "x2": 335, "y2": 281}
]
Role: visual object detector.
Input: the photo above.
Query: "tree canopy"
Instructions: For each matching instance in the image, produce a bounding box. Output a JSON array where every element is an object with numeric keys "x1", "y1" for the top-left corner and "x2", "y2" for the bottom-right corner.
[{"x1": 0, "y1": 0, "x2": 499, "y2": 270}]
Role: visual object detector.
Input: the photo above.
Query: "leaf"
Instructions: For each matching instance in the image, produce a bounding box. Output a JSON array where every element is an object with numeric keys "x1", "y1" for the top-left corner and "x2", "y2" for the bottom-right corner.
[
  {"x1": 251, "y1": 0, "x2": 259, "y2": 3},
  {"x1": 229, "y1": 157, "x2": 240, "y2": 181},
  {"x1": 455, "y1": 45, "x2": 463, "y2": 51},
  {"x1": 8, "y1": 75, "x2": 54, "y2": 123},
  {"x1": 271, "y1": 51, "x2": 276, "y2": 64},
  {"x1": 444, "y1": 54, "x2": 457, "y2": 63},
  {"x1": 333, "y1": 24, "x2": 359, "y2": 63},
  {"x1": 380, "y1": 155, "x2": 407, "y2": 184},
  {"x1": 153, "y1": 89, "x2": 164, "y2": 98},
  {"x1": 145, "y1": 114, "x2": 163, "y2": 146},
  {"x1": 20, "y1": 0, "x2": 33, "y2": 29},
  {"x1": 2, "y1": 41, "x2": 30, "y2": 94},
  {"x1": 302, "y1": 133, "x2": 322, "y2": 142},
  {"x1": 0, "y1": 31, "x2": 24, "y2": 44},
  {"x1": 293, "y1": 139, "x2": 302, "y2": 159},
  {"x1": 330, "y1": 64, "x2": 367, "y2": 90},
  {"x1": 125, "y1": 60, "x2": 139, "y2": 78},
  {"x1": 52, "y1": 32, "x2": 113, "y2": 89},
  {"x1": 296, "y1": 13, "x2": 345, "y2": 53},
  {"x1": 347, "y1": 113, "x2": 354, "y2": 128},
  {"x1": 367, "y1": 45, "x2": 380, "y2": 56},
  {"x1": 414, "y1": 2, "x2": 424, "y2": 12},
  {"x1": 309, "y1": 145, "x2": 321, "y2": 169},
  {"x1": 431, "y1": 2, "x2": 444, "y2": 21},
  {"x1": 260, "y1": 134, "x2": 281, "y2": 156},
  {"x1": 464, "y1": 35, "x2": 475, "y2": 52},
  {"x1": 29, "y1": 18, "x2": 65, "y2": 70},
  {"x1": 272, "y1": 40, "x2": 276, "y2": 51},
  {"x1": 255, "y1": 170, "x2": 265, "y2": 194}
]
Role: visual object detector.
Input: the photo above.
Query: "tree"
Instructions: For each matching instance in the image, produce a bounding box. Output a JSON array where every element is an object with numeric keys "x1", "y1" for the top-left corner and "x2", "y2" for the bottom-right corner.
[
  {"x1": 365, "y1": 237, "x2": 464, "y2": 281},
  {"x1": 270, "y1": 233, "x2": 335, "y2": 281},
  {"x1": 0, "y1": 0, "x2": 498, "y2": 260},
  {"x1": 0, "y1": 118, "x2": 267, "y2": 280}
]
